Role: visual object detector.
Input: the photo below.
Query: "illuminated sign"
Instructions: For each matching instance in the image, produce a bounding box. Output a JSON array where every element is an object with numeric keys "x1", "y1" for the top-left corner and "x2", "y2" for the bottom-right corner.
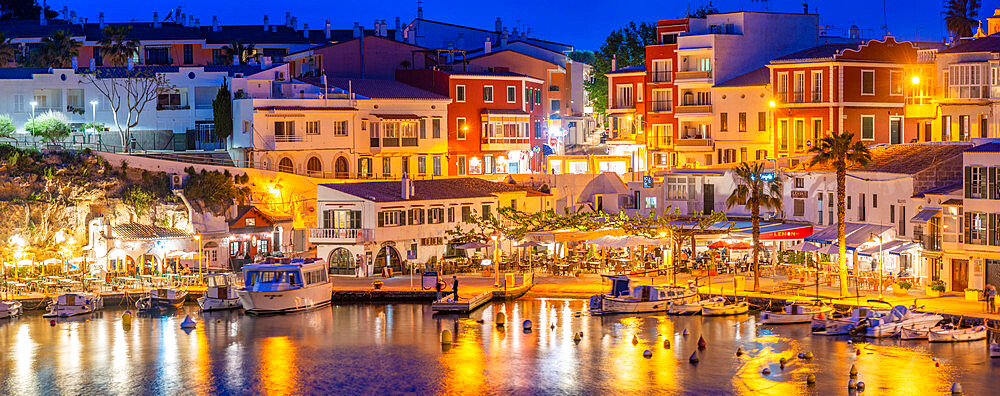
[
  {"x1": 759, "y1": 226, "x2": 813, "y2": 240},
  {"x1": 496, "y1": 156, "x2": 508, "y2": 174},
  {"x1": 643, "y1": 176, "x2": 653, "y2": 188},
  {"x1": 759, "y1": 173, "x2": 775, "y2": 181},
  {"x1": 468, "y1": 156, "x2": 483, "y2": 175},
  {"x1": 790, "y1": 190, "x2": 808, "y2": 198}
]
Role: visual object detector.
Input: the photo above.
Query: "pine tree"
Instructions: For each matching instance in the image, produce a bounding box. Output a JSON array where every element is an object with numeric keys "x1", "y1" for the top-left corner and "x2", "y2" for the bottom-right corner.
[{"x1": 212, "y1": 80, "x2": 233, "y2": 141}]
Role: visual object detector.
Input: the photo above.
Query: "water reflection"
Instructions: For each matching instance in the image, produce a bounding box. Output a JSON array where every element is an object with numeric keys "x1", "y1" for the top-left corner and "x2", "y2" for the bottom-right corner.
[{"x1": 0, "y1": 300, "x2": 996, "y2": 394}]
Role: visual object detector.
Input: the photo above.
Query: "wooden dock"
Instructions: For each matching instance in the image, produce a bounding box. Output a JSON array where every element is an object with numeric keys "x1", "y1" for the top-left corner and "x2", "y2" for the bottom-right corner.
[{"x1": 432, "y1": 273, "x2": 534, "y2": 313}]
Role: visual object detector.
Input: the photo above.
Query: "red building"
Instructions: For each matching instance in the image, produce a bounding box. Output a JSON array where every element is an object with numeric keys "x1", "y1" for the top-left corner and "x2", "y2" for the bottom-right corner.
[
  {"x1": 397, "y1": 68, "x2": 545, "y2": 175},
  {"x1": 767, "y1": 37, "x2": 919, "y2": 157}
]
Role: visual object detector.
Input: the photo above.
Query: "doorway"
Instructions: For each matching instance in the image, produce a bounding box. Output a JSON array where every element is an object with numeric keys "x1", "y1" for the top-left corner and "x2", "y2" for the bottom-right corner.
[
  {"x1": 703, "y1": 184, "x2": 715, "y2": 214},
  {"x1": 951, "y1": 259, "x2": 969, "y2": 291},
  {"x1": 889, "y1": 116, "x2": 902, "y2": 145}
]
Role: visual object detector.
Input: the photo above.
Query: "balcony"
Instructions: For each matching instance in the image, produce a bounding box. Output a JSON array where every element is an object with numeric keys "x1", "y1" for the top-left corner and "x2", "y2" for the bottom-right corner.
[
  {"x1": 482, "y1": 136, "x2": 530, "y2": 151},
  {"x1": 648, "y1": 71, "x2": 672, "y2": 83},
  {"x1": 674, "y1": 70, "x2": 712, "y2": 82},
  {"x1": 648, "y1": 100, "x2": 673, "y2": 113},
  {"x1": 673, "y1": 138, "x2": 713, "y2": 152},
  {"x1": 308, "y1": 228, "x2": 369, "y2": 243},
  {"x1": 610, "y1": 102, "x2": 635, "y2": 112},
  {"x1": 922, "y1": 234, "x2": 942, "y2": 252},
  {"x1": 674, "y1": 104, "x2": 712, "y2": 115},
  {"x1": 905, "y1": 103, "x2": 937, "y2": 119}
]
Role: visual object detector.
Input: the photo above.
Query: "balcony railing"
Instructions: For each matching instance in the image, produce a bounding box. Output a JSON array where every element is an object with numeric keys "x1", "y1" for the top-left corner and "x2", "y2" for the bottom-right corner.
[
  {"x1": 648, "y1": 71, "x2": 672, "y2": 83},
  {"x1": 648, "y1": 100, "x2": 673, "y2": 113},
  {"x1": 612, "y1": 102, "x2": 635, "y2": 110},
  {"x1": 274, "y1": 134, "x2": 311, "y2": 143},
  {"x1": 308, "y1": 228, "x2": 368, "y2": 242},
  {"x1": 923, "y1": 234, "x2": 942, "y2": 251},
  {"x1": 675, "y1": 70, "x2": 712, "y2": 80},
  {"x1": 674, "y1": 104, "x2": 712, "y2": 114}
]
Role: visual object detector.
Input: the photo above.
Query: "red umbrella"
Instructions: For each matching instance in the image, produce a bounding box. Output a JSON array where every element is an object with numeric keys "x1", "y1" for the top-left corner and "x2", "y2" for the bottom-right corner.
[
  {"x1": 707, "y1": 241, "x2": 729, "y2": 249},
  {"x1": 729, "y1": 242, "x2": 753, "y2": 250}
]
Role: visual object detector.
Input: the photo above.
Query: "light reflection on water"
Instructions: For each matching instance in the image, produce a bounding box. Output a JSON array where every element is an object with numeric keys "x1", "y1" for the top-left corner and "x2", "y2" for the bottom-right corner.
[{"x1": 0, "y1": 298, "x2": 997, "y2": 394}]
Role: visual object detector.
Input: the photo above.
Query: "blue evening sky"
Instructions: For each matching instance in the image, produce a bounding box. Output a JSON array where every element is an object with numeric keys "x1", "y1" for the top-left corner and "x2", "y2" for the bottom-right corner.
[{"x1": 48, "y1": 0, "x2": 986, "y2": 50}]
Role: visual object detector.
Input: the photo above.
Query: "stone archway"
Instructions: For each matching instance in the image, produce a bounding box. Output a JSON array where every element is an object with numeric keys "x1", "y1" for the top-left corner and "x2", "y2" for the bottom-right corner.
[
  {"x1": 334, "y1": 156, "x2": 349, "y2": 178},
  {"x1": 327, "y1": 247, "x2": 355, "y2": 275},
  {"x1": 278, "y1": 157, "x2": 294, "y2": 173},
  {"x1": 306, "y1": 156, "x2": 323, "y2": 177},
  {"x1": 374, "y1": 245, "x2": 402, "y2": 274}
]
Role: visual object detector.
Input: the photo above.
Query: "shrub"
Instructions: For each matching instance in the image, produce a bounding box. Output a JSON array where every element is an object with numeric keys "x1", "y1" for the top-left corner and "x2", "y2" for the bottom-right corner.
[
  {"x1": 930, "y1": 280, "x2": 946, "y2": 292},
  {"x1": 0, "y1": 114, "x2": 15, "y2": 139},
  {"x1": 122, "y1": 185, "x2": 155, "y2": 217},
  {"x1": 896, "y1": 280, "x2": 912, "y2": 290},
  {"x1": 27, "y1": 111, "x2": 71, "y2": 143}
]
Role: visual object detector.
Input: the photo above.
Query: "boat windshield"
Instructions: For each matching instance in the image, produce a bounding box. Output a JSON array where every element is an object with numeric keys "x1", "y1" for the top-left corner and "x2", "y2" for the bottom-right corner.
[
  {"x1": 206, "y1": 274, "x2": 233, "y2": 287},
  {"x1": 245, "y1": 270, "x2": 301, "y2": 292}
]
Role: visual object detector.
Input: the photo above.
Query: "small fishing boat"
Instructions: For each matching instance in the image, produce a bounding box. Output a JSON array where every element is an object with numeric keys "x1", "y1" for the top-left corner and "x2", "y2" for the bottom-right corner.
[
  {"x1": 813, "y1": 306, "x2": 890, "y2": 335},
  {"x1": 136, "y1": 288, "x2": 188, "y2": 310},
  {"x1": 928, "y1": 324, "x2": 987, "y2": 343},
  {"x1": 702, "y1": 301, "x2": 749, "y2": 316},
  {"x1": 589, "y1": 276, "x2": 699, "y2": 315},
  {"x1": 0, "y1": 300, "x2": 22, "y2": 319},
  {"x1": 989, "y1": 343, "x2": 1000, "y2": 358},
  {"x1": 760, "y1": 302, "x2": 832, "y2": 324},
  {"x1": 899, "y1": 326, "x2": 929, "y2": 340},
  {"x1": 669, "y1": 296, "x2": 725, "y2": 315},
  {"x1": 237, "y1": 258, "x2": 332, "y2": 314},
  {"x1": 198, "y1": 273, "x2": 241, "y2": 311},
  {"x1": 43, "y1": 292, "x2": 103, "y2": 317},
  {"x1": 852, "y1": 305, "x2": 943, "y2": 338}
]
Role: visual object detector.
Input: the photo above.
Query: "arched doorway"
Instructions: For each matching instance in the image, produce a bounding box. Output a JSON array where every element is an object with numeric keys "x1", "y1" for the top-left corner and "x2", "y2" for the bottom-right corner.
[
  {"x1": 306, "y1": 156, "x2": 323, "y2": 177},
  {"x1": 374, "y1": 245, "x2": 402, "y2": 274},
  {"x1": 139, "y1": 254, "x2": 160, "y2": 275},
  {"x1": 278, "y1": 157, "x2": 294, "y2": 173},
  {"x1": 334, "y1": 156, "x2": 349, "y2": 178},
  {"x1": 328, "y1": 247, "x2": 355, "y2": 275}
]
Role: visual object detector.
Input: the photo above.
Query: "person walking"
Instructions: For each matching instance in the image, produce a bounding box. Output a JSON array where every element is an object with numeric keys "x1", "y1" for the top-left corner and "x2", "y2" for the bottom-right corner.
[
  {"x1": 355, "y1": 254, "x2": 363, "y2": 277},
  {"x1": 985, "y1": 283, "x2": 997, "y2": 314},
  {"x1": 452, "y1": 275, "x2": 460, "y2": 300},
  {"x1": 435, "y1": 277, "x2": 443, "y2": 300}
]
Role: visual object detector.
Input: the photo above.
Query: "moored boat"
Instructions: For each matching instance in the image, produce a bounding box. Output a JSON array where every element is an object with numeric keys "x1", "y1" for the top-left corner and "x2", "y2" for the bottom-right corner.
[
  {"x1": 928, "y1": 324, "x2": 987, "y2": 343},
  {"x1": 853, "y1": 305, "x2": 943, "y2": 338},
  {"x1": 702, "y1": 301, "x2": 749, "y2": 316},
  {"x1": 813, "y1": 305, "x2": 890, "y2": 335},
  {"x1": 669, "y1": 296, "x2": 725, "y2": 315},
  {"x1": 0, "y1": 300, "x2": 22, "y2": 319},
  {"x1": 136, "y1": 288, "x2": 188, "y2": 310},
  {"x1": 989, "y1": 343, "x2": 1000, "y2": 358},
  {"x1": 198, "y1": 273, "x2": 241, "y2": 311},
  {"x1": 760, "y1": 302, "x2": 832, "y2": 324},
  {"x1": 899, "y1": 326, "x2": 929, "y2": 340},
  {"x1": 43, "y1": 292, "x2": 103, "y2": 317},
  {"x1": 236, "y1": 258, "x2": 332, "y2": 314},
  {"x1": 589, "y1": 276, "x2": 698, "y2": 315}
]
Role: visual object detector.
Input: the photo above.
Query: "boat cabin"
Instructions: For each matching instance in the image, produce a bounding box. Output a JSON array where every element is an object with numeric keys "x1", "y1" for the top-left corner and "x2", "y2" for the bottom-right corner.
[{"x1": 243, "y1": 258, "x2": 328, "y2": 292}]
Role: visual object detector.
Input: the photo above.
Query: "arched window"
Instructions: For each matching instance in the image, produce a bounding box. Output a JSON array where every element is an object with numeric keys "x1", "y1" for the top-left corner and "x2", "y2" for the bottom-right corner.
[
  {"x1": 328, "y1": 248, "x2": 355, "y2": 275},
  {"x1": 278, "y1": 157, "x2": 294, "y2": 173},
  {"x1": 334, "y1": 157, "x2": 349, "y2": 178},
  {"x1": 306, "y1": 157, "x2": 323, "y2": 176}
]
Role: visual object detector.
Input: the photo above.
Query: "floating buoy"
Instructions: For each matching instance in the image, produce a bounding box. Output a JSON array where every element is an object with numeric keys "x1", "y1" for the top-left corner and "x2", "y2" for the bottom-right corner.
[
  {"x1": 951, "y1": 382, "x2": 963, "y2": 394},
  {"x1": 847, "y1": 379, "x2": 856, "y2": 389},
  {"x1": 180, "y1": 315, "x2": 197, "y2": 329},
  {"x1": 121, "y1": 311, "x2": 132, "y2": 326},
  {"x1": 736, "y1": 347, "x2": 743, "y2": 356},
  {"x1": 779, "y1": 363, "x2": 785, "y2": 370},
  {"x1": 761, "y1": 368, "x2": 771, "y2": 375},
  {"x1": 856, "y1": 349, "x2": 862, "y2": 356},
  {"x1": 49, "y1": 319, "x2": 56, "y2": 326},
  {"x1": 522, "y1": 320, "x2": 532, "y2": 330},
  {"x1": 495, "y1": 312, "x2": 506, "y2": 327},
  {"x1": 440, "y1": 330, "x2": 453, "y2": 345},
  {"x1": 216, "y1": 319, "x2": 221, "y2": 323},
  {"x1": 797, "y1": 352, "x2": 805, "y2": 359},
  {"x1": 697, "y1": 336, "x2": 707, "y2": 349},
  {"x1": 779, "y1": 357, "x2": 788, "y2": 365},
  {"x1": 803, "y1": 351, "x2": 814, "y2": 359},
  {"x1": 573, "y1": 333, "x2": 582, "y2": 344},
  {"x1": 632, "y1": 335, "x2": 639, "y2": 345},
  {"x1": 847, "y1": 339, "x2": 853, "y2": 345},
  {"x1": 849, "y1": 364, "x2": 858, "y2": 377},
  {"x1": 682, "y1": 328, "x2": 689, "y2": 336},
  {"x1": 643, "y1": 350, "x2": 652, "y2": 358},
  {"x1": 579, "y1": 331, "x2": 584, "y2": 337},
  {"x1": 806, "y1": 374, "x2": 816, "y2": 384},
  {"x1": 550, "y1": 324, "x2": 555, "y2": 330},
  {"x1": 663, "y1": 339, "x2": 671, "y2": 349},
  {"x1": 935, "y1": 361, "x2": 941, "y2": 367},
  {"x1": 689, "y1": 351, "x2": 699, "y2": 363},
  {"x1": 856, "y1": 381, "x2": 865, "y2": 391}
]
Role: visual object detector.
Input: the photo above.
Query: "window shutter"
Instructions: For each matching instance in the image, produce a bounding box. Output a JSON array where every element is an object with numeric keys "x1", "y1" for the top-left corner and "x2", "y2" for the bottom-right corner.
[
  {"x1": 990, "y1": 213, "x2": 998, "y2": 246},
  {"x1": 420, "y1": 209, "x2": 425, "y2": 224},
  {"x1": 991, "y1": 167, "x2": 998, "y2": 199},
  {"x1": 964, "y1": 212, "x2": 972, "y2": 243},
  {"x1": 965, "y1": 167, "x2": 972, "y2": 198},
  {"x1": 378, "y1": 212, "x2": 384, "y2": 227},
  {"x1": 401, "y1": 210, "x2": 408, "y2": 226}
]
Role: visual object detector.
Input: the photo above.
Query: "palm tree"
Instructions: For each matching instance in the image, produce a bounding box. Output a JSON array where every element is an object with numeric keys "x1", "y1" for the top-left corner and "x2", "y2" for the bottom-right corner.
[
  {"x1": 726, "y1": 162, "x2": 783, "y2": 292},
  {"x1": 25, "y1": 30, "x2": 80, "y2": 67},
  {"x1": 808, "y1": 131, "x2": 872, "y2": 296},
  {"x1": 97, "y1": 25, "x2": 139, "y2": 67},
  {"x1": 943, "y1": 0, "x2": 981, "y2": 39},
  {"x1": 0, "y1": 32, "x2": 16, "y2": 65},
  {"x1": 222, "y1": 41, "x2": 256, "y2": 65}
]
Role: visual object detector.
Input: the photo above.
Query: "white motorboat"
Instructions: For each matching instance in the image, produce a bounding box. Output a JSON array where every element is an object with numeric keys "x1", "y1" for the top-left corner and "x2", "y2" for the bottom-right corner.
[
  {"x1": 760, "y1": 302, "x2": 833, "y2": 324},
  {"x1": 899, "y1": 326, "x2": 929, "y2": 340},
  {"x1": 812, "y1": 306, "x2": 890, "y2": 335},
  {"x1": 854, "y1": 305, "x2": 943, "y2": 338},
  {"x1": 136, "y1": 288, "x2": 188, "y2": 310},
  {"x1": 928, "y1": 324, "x2": 987, "y2": 343},
  {"x1": 589, "y1": 276, "x2": 699, "y2": 315},
  {"x1": 43, "y1": 292, "x2": 103, "y2": 317},
  {"x1": 198, "y1": 273, "x2": 241, "y2": 311},
  {"x1": 702, "y1": 301, "x2": 749, "y2": 316},
  {"x1": 237, "y1": 258, "x2": 332, "y2": 314},
  {"x1": 669, "y1": 296, "x2": 726, "y2": 315},
  {"x1": 0, "y1": 300, "x2": 22, "y2": 319}
]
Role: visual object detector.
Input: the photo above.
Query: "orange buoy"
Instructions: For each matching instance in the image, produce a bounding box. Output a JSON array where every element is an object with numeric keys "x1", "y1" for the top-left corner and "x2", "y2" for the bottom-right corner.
[{"x1": 697, "y1": 336, "x2": 707, "y2": 349}]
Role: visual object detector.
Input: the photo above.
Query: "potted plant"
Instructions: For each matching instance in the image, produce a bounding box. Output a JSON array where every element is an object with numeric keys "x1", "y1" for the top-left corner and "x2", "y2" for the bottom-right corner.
[
  {"x1": 926, "y1": 280, "x2": 946, "y2": 297},
  {"x1": 965, "y1": 288, "x2": 981, "y2": 301},
  {"x1": 372, "y1": 279, "x2": 384, "y2": 290},
  {"x1": 892, "y1": 280, "x2": 912, "y2": 296}
]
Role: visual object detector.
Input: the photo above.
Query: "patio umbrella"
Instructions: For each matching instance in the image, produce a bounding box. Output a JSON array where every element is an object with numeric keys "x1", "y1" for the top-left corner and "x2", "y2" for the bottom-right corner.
[
  {"x1": 707, "y1": 240, "x2": 729, "y2": 249},
  {"x1": 818, "y1": 244, "x2": 842, "y2": 256},
  {"x1": 41, "y1": 258, "x2": 62, "y2": 265},
  {"x1": 456, "y1": 241, "x2": 490, "y2": 250},
  {"x1": 786, "y1": 241, "x2": 820, "y2": 252},
  {"x1": 728, "y1": 242, "x2": 753, "y2": 250},
  {"x1": 515, "y1": 241, "x2": 543, "y2": 248}
]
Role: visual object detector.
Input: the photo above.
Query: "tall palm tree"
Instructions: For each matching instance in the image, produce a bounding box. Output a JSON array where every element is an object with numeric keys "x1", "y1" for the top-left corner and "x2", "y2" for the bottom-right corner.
[
  {"x1": 943, "y1": 0, "x2": 981, "y2": 39},
  {"x1": 97, "y1": 25, "x2": 139, "y2": 67},
  {"x1": 0, "y1": 32, "x2": 16, "y2": 65},
  {"x1": 726, "y1": 162, "x2": 783, "y2": 292},
  {"x1": 808, "y1": 131, "x2": 872, "y2": 296},
  {"x1": 222, "y1": 41, "x2": 255, "y2": 65},
  {"x1": 25, "y1": 30, "x2": 79, "y2": 67}
]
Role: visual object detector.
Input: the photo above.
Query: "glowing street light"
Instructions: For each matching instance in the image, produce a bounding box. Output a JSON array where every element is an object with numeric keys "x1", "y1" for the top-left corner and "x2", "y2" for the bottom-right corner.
[
  {"x1": 193, "y1": 234, "x2": 203, "y2": 280},
  {"x1": 911, "y1": 76, "x2": 920, "y2": 85},
  {"x1": 490, "y1": 232, "x2": 500, "y2": 288},
  {"x1": 768, "y1": 100, "x2": 776, "y2": 108},
  {"x1": 29, "y1": 101, "x2": 37, "y2": 134}
]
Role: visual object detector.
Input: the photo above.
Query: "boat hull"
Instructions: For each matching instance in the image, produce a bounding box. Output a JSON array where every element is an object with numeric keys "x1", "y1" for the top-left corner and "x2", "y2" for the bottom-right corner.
[
  {"x1": 198, "y1": 297, "x2": 242, "y2": 311},
  {"x1": 669, "y1": 298, "x2": 725, "y2": 315},
  {"x1": 761, "y1": 305, "x2": 832, "y2": 324},
  {"x1": 702, "y1": 302, "x2": 749, "y2": 316},
  {"x1": 237, "y1": 283, "x2": 332, "y2": 314},
  {"x1": 589, "y1": 288, "x2": 698, "y2": 315},
  {"x1": 0, "y1": 301, "x2": 22, "y2": 319},
  {"x1": 864, "y1": 315, "x2": 943, "y2": 338},
  {"x1": 928, "y1": 325, "x2": 987, "y2": 342},
  {"x1": 899, "y1": 327, "x2": 929, "y2": 340},
  {"x1": 43, "y1": 294, "x2": 103, "y2": 318}
]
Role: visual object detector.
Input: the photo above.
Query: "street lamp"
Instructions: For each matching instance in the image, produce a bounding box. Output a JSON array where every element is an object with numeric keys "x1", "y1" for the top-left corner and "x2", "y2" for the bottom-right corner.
[
  {"x1": 490, "y1": 232, "x2": 500, "y2": 288},
  {"x1": 869, "y1": 233, "x2": 884, "y2": 299},
  {"x1": 29, "y1": 101, "x2": 37, "y2": 135},
  {"x1": 89, "y1": 100, "x2": 99, "y2": 148},
  {"x1": 911, "y1": 76, "x2": 920, "y2": 85},
  {"x1": 193, "y1": 234, "x2": 203, "y2": 281}
]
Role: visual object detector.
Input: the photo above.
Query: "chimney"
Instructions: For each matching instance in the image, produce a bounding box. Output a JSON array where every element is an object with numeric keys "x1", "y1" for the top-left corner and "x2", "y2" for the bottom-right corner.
[
  {"x1": 212, "y1": 16, "x2": 219, "y2": 31},
  {"x1": 71, "y1": 56, "x2": 78, "y2": 69},
  {"x1": 374, "y1": 19, "x2": 379, "y2": 36},
  {"x1": 285, "y1": 11, "x2": 291, "y2": 27},
  {"x1": 189, "y1": 15, "x2": 194, "y2": 27},
  {"x1": 179, "y1": 12, "x2": 185, "y2": 26},
  {"x1": 512, "y1": 27, "x2": 519, "y2": 39},
  {"x1": 176, "y1": 6, "x2": 182, "y2": 22},
  {"x1": 262, "y1": 56, "x2": 272, "y2": 67},
  {"x1": 381, "y1": 20, "x2": 387, "y2": 37},
  {"x1": 525, "y1": 27, "x2": 532, "y2": 38},
  {"x1": 69, "y1": 11, "x2": 76, "y2": 24},
  {"x1": 353, "y1": 22, "x2": 361, "y2": 38},
  {"x1": 484, "y1": 37, "x2": 491, "y2": 54},
  {"x1": 194, "y1": 18, "x2": 200, "y2": 27},
  {"x1": 417, "y1": 6, "x2": 423, "y2": 19},
  {"x1": 88, "y1": 58, "x2": 95, "y2": 71},
  {"x1": 263, "y1": 15, "x2": 269, "y2": 31},
  {"x1": 495, "y1": 17, "x2": 502, "y2": 32},
  {"x1": 99, "y1": 12, "x2": 105, "y2": 29},
  {"x1": 394, "y1": 17, "x2": 402, "y2": 40},
  {"x1": 401, "y1": 172, "x2": 411, "y2": 199},
  {"x1": 153, "y1": 12, "x2": 160, "y2": 28},
  {"x1": 39, "y1": 7, "x2": 45, "y2": 25},
  {"x1": 61, "y1": 6, "x2": 67, "y2": 17},
  {"x1": 324, "y1": 20, "x2": 331, "y2": 40},
  {"x1": 611, "y1": 54, "x2": 617, "y2": 71},
  {"x1": 500, "y1": 27, "x2": 509, "y2": 47},
  {"x1": 291, "y1": 16, "x2": 298, "y2": 30},
  {"x1": 302, "y1": 23, "x2": 309, "y2": 38}
]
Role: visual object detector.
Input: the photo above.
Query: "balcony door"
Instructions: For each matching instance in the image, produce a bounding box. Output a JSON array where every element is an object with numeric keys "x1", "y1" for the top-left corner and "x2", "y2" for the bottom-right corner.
[
  {"x1": 951, "y1": 259, "x2": 969, "y2": 291},
  {"x1": 889, "y1": 116, "x2": 902, "y2": 145}
]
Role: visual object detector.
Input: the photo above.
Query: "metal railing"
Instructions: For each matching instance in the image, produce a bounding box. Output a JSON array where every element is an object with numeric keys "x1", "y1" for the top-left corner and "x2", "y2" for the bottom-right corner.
[
  {"x1": 308, "y1": 228, "x2": 367, "y2": 240},
  {"x1": 648, "y1": 100, "x2": 672, "y2": 113},
  {"x1": 648, "y1": 71, "x2": 672, "y2": 83}
]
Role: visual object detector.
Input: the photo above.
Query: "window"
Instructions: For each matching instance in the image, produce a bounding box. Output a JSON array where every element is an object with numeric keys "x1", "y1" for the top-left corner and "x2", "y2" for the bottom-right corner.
[
  {"x1": 981, "y1": 115, "x2": 988, "y2": 139},
  {"x1": 417, "y1": 156, "x2": 426, "y2": 175},
  {"x1": 651, "y1": 89, "x2": 672, "y2": 112},
  {"x1": 777, "y1": 72, "x2": 788, "y2": 102},
  {"x1": 758, "y1": 112, "x2": 767, "y2": 131},
  {"x1": 719, "y1": 113, "x2": 728, "y2": 131},
  {"x1": 948, "y1": 63, "x2": 984, "y2": 99},
  {"x1": 636, "y1": 83, "x2": 643, "y2": 102},
  {"x1": 278, "y1": 157, "x2": 294, "y2": 173},
  {"x1": 92, "y1": 47, "x2": 103, "y2": 66},
  {"x1": 859, "y1": 193, "x2": 866, "y2": 221},
  {"x1": 183, "y1": 44, "x2": 193, "y2": 64},
  {"x1": 817, "y1": 193, "x2": 824, "y2": 224},
  {"x1": 401, "y1": 157, "x2": 410, "y2": 175},
  {"x1": 793, "y1": 72, "x2": 805, "y2": 102},
  {"x1": 665, "y1": 177, "x2": 690, "y2": 200},
  {"x1": 432, "y1": 118, "x2": 441, "y2": 138},
  {"x1": 456, "y1": 118, "x2": 467, "y2": 140},
  {"x1": 811, "y1": 71, "x2": 823, "y2": 102},
  {"x1": 738, "y1": 112, "x2": 747, "y2": 132},
  {"x1": 483, "y1": 85, "x2": 494, "y2": 102},
  {"x1": 861, "y1": 115, "x2": 875, "y2": 140},
  {"x1": 890, "y1": 71, "x2": 903, "y2": 95},
  {"x1": 305, "y1": 120, "x2": 321, "y2": 135},
  {"x1": 551, "y1": 99, "x2": 561, "y2": 112},
  {"x1": 651, "y1": 59, "x2": 672, "y2": 82},
  {"x1": 408, "y1": 208, "x2": 425, "y2": 225},
  {"x1": 447, "y1": 207, "x2": 456, "y2": 222},
  {"x1": 457, "y1": 156, "x2": 466, "y2": 176},
  {"x1": 828, "y1": 192, "x2": 834, "y2": 225},
  {"x1": 419, "y1": 119, "x2": 426, "y2": 139},
  {"x1": 861, "y1": 70, "x2": 875, "y2": 95},
  {"x1": 506, "y1": 86, "x2": 516, "y2": 103},
  {"x1": 12, "y1": 95, "x2": 24, "y2": 113},
  {"x1": 795, "y1": 119, "x2": 805, "y2": 150},
  {"x1": 428, "y1": 208, "x2": 445, "y2": 224},
  {"x1": 698, "y1": 58, "x2": 710, "y2": 71},
  {"x1": 645, "y1": 197, "x2": 657, "y2": 209},
  {"x1": 242, "y1": 121, "x2": 250, "y2": 134},
  {"x1": 793, "y1": 199, "x2": 805, "y2": 217},
  {"x1": 812, "y1": 118, "x2": 823, "y2": 143},
  {"x1": 959, "y1": 115, "x2": 970, "y2": 140},
  {"x1": 847, "y1": 195, "x2": 852, "y2": 210},
  {"x1": 382, "y1": 157, "x2": 392, "y2": 177},
  {"x1": 456, "y1": 85, "x2": 466, "y2": 102},
  {"x1": 332, "y1": 120, "x2": 348, "y2": 136},
  {"x1": 274, "y1": 121, "x2": 294, "y2": 137},
  {"x1": 615, "y1": 84, "x2": 633, "y2": 108},
  {"x1": 779, "y1": 119, "x2": 788, "y2": 150},
  {"x1": 483, "y1": 155, "x2": 494, "y2": 174},
  {"x1": 461, "y1": 206, "x2": 472, "y2": 222},
  {"x1": 481, "y1": 204, "x2": 491, "y2": 219},
  {"x1": 890, "y1": 204, "x2": 895, "y2": 223},
  {"x1": 306, "y1": 157, "x2": 323, "y2": 176},
  {"x1": 379, "y1": 210, "x2": 403, "y2": 227},
  {"x1": 433, "y1": 156, "x2": 442, "y2": 176},
  {"x1": 794, "y1": 177, "x2": 804, "y2": 188},
  {"x1": 873, "y1": 194, "x2": 878, "y2": 208},
  {"x1": 942, "y1": 116, "x2": 952, "y2": 140},
  {"x1": 969, "y1": 212, "x2": 987, "y2": 245},
  {"x1": 157, "y1": 92, "x2": 183, "y2": 109},
  {"x1": 970, "y1": 166, "x2": 985, "y2": 199}
]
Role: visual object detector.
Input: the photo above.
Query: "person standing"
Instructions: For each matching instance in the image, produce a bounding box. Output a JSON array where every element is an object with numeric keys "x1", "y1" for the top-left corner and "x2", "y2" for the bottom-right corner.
[
  {"x1": 435, "y1": 277, "x2": 443, "y2": 300},
  {"x1": 452, "y1": 275, "x2": 460, "y2": 300},
  {"x1": 985, "y1": 284, "x2": 997, "y2": 313}
]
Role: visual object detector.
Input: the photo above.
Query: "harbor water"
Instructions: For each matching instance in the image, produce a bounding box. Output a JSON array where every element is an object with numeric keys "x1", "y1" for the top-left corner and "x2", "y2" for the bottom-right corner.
[{"x1": 1, "y1": 298, "x2": 997, "y2": 395}]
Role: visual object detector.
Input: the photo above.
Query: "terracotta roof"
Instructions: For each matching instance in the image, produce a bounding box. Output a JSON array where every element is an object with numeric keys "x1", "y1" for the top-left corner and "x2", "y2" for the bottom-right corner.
[
  {"x1": 938, "y1": 36, "x2": 1000, "y2": 54},
  {"x1": 801, "y1": 142, "x2": 973, "y2": 174},
  {"x1": 371, "y1": 114, "x2": 423, "y2": 119},
  {"x1": 715, "y1": 66, "x2": 769, "y2": 87},
  {"x1": 606, "y1": 65, "x2": 646, "y2": 74},
  {"x1": 320, "y1": 177, "x2": 548, "y2": 202},
  {"x1": 772, "y1": 42, "x2": 864, "y2": 63},
  {"x1": 966, "y1": 141, "x2": 1000, "y2": 152},
  {"x1": 111, "y1": 223, "x2": 192, "y2": 240},
  {"x1": 943, "y1": 198, "x2": 964, "y2": 206},
  {"x1": 913, "y1": 181, "x2": 962, "y2": 198}
]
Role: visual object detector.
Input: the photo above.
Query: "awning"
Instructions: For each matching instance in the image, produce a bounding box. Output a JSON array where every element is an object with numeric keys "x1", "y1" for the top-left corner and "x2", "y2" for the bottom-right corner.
[
  {"x1": 805, "y1": 223, "x2": 892, "y2": 246},
  {"x1": 481, "y1": 109, "x2": 530, "y2": 116},
  {"x1": 910, "y1": 208, "x2": 941, "y2": 223},
  {"x1": 526, "y1": 228, "x2": 623, "y2": 243},
  {"x1": 857, "y1": 240, "x2": 909, "y2": 257},
  {"x1": 734, "y1": 223, "x2": 812, "y2": 240},
  {"x1": 887, "y1": 242, "x2": 921, "y2": 256},
  {"x1": 844, "y1": 224, "x2": 894, "y2": 248},
  {"x1": 786, "y1": 241, "x2": 820, "y2": 252},
  {"x1": 371, "y1": 114, "x2": 423, "y2": 120}
]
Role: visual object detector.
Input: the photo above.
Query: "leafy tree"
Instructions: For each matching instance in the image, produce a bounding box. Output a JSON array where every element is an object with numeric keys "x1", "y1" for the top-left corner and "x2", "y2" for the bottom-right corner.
[
  {"x1": 98, "y1": 25, "x2": 139, "y2": 67},
  {"x1": 212, "y1": 80, "x2": 233, "y2": 141},
  {"x1": 222, "y1": 41, "x2": 255, "y2": 65},
  {"x1": 122, "y1": 185, "x2": 154, "y2": 217},
  {"x1": 567, "y1": 50, "x2": 596, "y2": 65},
  {"x1": 182, "y1": 168, "x2": 249, "y2": 214},
  {"x1": 688, "y1": 1, "x2": 720, "y2": 18},
  {"x1": 0, "y1": 0, "x2": 57, "y2": 20},
  {"x1": 23, "y1": 30, "x2": 79, "y2": 67},
  {"x1": 80, "y1": 68, "x2": 174, "y2": 150},
  {"x1": 27, "y1": 110, "x2": 70, "y2": 143},
  {"x1": 0, "y1": 31, "x2": 16, "y2": 65},
  {"x1": 726, "y1": 162, "x2": 783, "y2": 292},
  {"x1": 943, "y1": 0, "x2": 981, "y2": 39},
  {"x1": 585, "y1": 22, "x2": 656, "y2": 113},
  {"x1": 0, "y1": 114, "x2": 14, "y2": 139},
  {"x1": 809, "y1": 132, "x2": 872, "y2": 296}
]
